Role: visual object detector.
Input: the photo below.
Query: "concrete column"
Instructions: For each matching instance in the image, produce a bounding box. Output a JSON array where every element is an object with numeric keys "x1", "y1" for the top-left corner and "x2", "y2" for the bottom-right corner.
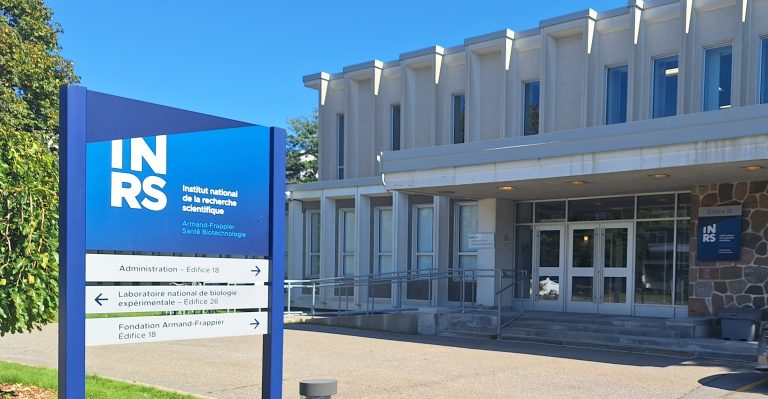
[
  {"x1": 495, "y1": 200, "x2": 516, "y2": 308},
  {"x1": 355, "y1": 193, "x2": 371, "y2": 307},
  {"x1": 434, "y1": 196, "x2": 451, "y2": 306},
  {"x1": 678, "y1": 0, "x2": 696, "y2": 115},
  {"x1": 319, "y1": 195, "x2": 336, "y2": 303},
  {"x1": 392, "y1": 191, "x2": 409, "y2": 307},
  {"x1": 627, "y1": 1, "x2": 645, "y2": 121},
  {"x1": 476, "y1": 199, "x2": 497, "y2": 306},
  {"x1": 287, "y1": 200, "x2": 304, "y2": 280}
]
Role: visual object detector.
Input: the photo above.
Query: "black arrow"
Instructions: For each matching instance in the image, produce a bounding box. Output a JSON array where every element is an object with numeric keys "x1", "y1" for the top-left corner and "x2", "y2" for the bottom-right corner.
[
  {"x1": 95, "y1": 293, "x2": 109, "y2": 306},
  {"x1": 250, "y1": 319, "x2": 260, "y2": 329},
  {"x1": 251, "y1": 265, "x2": 261, "y2": 277}
]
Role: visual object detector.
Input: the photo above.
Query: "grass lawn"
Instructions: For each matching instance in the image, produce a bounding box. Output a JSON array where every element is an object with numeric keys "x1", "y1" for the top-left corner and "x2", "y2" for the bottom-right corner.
[{"x1": 0, "y1": 361, "x2": 199, "y2": 399}]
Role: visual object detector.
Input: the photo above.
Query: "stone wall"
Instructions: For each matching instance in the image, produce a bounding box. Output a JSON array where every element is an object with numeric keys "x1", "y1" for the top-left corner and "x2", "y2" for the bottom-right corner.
[{"x1": 689, "y1": 181, "x2": 768, "y2": 317}]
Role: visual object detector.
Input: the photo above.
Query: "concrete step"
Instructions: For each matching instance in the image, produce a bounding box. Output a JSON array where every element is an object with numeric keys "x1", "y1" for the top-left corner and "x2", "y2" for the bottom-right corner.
[
  {"x1": 510, "y1": 320, "x2": 681, "y2": 338},
  {"x1": 438, "y1": 328, "x2": 498, "y2": 340},
  {"x1": 497, "y1": 328, "x2": 757, "y2": 363},
  {"x1": 515, "y1": 312, "x2": 667, "y2": 329}
]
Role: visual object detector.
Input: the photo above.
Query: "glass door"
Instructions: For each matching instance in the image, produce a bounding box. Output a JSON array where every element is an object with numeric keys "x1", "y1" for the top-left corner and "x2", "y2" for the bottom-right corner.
[
  {"x1": 533, "y1": 226, "x2": 564, "y2": 311},
  {"x1": 566, "y1": 222, "x2": 633, "y2": 315}
]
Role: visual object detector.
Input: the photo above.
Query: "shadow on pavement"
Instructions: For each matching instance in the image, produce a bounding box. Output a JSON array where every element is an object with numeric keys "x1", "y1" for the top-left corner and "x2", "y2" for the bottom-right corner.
[
  {"x1": 287, "y1": 323, "x2": 754, "y2": 370},
  {"x1": 698, "y1": 372, "x2": 768, "y2": 395}
]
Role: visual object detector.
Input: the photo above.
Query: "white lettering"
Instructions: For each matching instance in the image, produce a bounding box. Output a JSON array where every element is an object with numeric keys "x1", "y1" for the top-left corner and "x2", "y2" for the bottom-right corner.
[
  {"x1": 110, "y1": 171, "x2": 142, "y2": 209},
  {"x1": 141, "y1": 176, "x2": 167, "y2": 211},
  {"x1": 111, "y1": 140, "x2": 123, "y2": 169},
  {"x1": 129, "y1": 136, "x2": 166, "y2": 175}
]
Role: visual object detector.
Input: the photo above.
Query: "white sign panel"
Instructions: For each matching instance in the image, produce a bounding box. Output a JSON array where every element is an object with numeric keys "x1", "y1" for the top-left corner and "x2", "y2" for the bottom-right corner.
[
  {"x1": 86, "y1": 311, "x2": 268, "y2": 346},
  {"x1": 85, "y1": 285, "x2": 268, "y2": 314},
  {"x1": 86, "y1": 254, "x2": 268, "y2": 284},
  {"x1": 468, "y1": 233, "x2": 495, "y2": 249}
]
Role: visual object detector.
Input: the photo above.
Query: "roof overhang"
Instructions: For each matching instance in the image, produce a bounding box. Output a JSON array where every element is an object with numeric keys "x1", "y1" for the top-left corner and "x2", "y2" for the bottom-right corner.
[{"x1": 380, "y1": 104, "x2": 768, "y2": 200}]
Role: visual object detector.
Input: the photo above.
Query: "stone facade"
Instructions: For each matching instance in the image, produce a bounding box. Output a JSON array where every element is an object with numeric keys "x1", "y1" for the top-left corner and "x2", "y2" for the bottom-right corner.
[{"x1": 689, "y1": 181, "x2": 768, "y2": 317}]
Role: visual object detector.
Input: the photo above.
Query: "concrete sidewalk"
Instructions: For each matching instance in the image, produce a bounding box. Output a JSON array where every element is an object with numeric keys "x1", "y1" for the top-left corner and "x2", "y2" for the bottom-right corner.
[{"x1": 1, "y1": 323, "x2": 767, "y2": 398}]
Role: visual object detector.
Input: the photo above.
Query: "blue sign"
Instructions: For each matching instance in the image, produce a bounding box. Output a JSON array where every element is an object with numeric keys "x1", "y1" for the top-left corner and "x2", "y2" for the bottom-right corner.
[
  {"x1": 59, "y1": 86, "x2": 285, "y2": 399},
  {"x1": 697, "y1": 206, "x2": 743, "y2": 261},
  {"x1": 86, "y1": 127, "x2": 270, "y2": 256}
]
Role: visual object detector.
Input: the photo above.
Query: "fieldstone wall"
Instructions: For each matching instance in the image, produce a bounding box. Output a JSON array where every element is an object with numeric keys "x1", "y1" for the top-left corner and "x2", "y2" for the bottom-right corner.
[{"x1": 689, "y1": 181, "x2": 768, "y2": 317}]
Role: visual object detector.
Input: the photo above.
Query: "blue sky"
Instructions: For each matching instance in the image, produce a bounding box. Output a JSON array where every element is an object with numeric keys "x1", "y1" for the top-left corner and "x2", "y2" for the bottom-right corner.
[{"x1": 47, "y1": 0, "x2": 626, "y2": 130}]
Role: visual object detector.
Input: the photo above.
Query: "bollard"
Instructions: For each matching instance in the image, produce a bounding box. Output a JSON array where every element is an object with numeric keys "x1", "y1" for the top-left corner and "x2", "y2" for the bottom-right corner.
[
  {"x1": 299, "y1": 379, "x2": 337, "y2": 399},
  {"x1": 757, "y1": 325, "x2": 768, "y2": 372}
]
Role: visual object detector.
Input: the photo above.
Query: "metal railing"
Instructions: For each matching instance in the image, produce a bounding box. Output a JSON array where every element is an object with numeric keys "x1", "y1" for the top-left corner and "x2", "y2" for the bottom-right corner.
[{"x1": 284, "y1": 268, "x2": 529, "y2": 322}]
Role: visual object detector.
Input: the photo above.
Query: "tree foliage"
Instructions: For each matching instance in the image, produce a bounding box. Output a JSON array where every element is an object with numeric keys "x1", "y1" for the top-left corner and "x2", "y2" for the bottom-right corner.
[
  {"x1": 0, "y1": 0, "x2": 78, "y2": 335},
  {"x1": 286, "y1": 110, "x2": 318, "y2": 184}
]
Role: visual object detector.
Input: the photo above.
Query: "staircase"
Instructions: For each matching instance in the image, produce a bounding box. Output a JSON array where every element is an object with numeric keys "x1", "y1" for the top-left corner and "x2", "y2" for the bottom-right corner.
[{"x1": 439, "y1": 311, "x2": 758, "y2": 363}]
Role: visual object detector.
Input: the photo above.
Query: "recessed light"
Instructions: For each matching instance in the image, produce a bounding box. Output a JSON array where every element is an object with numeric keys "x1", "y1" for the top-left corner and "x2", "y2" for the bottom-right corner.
[
  {"x1": 665, "y1": 67, "x2": 679, "y2": 76},
  {"x1": 648, "y1": 173, "x2": 670, "y2": 179},
  {"x1": 497, "y1": 186, "x2": 515, "y2": 191},
  {"x1": 742, "y1": 165, "x2": 764, "y2": 172},
  {"x1": 567, "y1": 180, "x2": 587, "y2": 185}
]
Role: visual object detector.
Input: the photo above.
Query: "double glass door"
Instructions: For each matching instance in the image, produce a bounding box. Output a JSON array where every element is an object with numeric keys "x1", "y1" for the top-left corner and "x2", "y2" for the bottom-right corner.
[
  {"x1": 533, "y1": 222, "x2": 633, "y2": 314},
  {"x1": 567, "y1": 222, "x2": 633, "y2": 314}
]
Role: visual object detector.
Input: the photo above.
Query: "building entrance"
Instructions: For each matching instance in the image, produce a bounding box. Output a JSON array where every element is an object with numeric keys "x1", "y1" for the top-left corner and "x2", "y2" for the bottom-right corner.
[{"x1": 566, "y1": 222, "x2": 633, "y2": 315}]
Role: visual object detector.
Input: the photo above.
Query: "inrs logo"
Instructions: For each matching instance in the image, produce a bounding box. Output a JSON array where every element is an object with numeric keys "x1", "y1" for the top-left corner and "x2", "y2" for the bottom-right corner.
[
  {"x1": 110, "y1": 135, "x2": 167, "y2": 211},
  {"x1": 702, "y1": 224, "x2": 716, "y2": 243}
]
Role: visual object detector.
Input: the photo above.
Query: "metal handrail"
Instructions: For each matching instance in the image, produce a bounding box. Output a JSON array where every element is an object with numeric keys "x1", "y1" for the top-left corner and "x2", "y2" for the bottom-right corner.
[{"x1": 284, "y1": 267, "x2": 529, "y2": 334}]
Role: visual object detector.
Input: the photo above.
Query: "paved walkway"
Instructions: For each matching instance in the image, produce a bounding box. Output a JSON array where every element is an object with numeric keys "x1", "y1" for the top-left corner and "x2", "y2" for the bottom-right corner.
[{"x1": 1, "y1": 323, "x2": 767, "y2": 398}]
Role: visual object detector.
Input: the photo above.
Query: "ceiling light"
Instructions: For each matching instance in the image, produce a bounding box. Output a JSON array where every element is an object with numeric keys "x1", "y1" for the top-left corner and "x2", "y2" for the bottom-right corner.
[
  {"x1": 742, "y1": 165, "x2": 765, "y2": 172},
  {"x1": 567, "y1": 180, "x2": 586, "y2": 185},
  {"x1": 665, "y1": 67, "x2": 679, "y2": 76},
  {"x1": 648, "y1": 173, "x2": 670, "y2": 179},
  {"x1": 497, "y1": 186, "x2": 515, "y2": 191}
]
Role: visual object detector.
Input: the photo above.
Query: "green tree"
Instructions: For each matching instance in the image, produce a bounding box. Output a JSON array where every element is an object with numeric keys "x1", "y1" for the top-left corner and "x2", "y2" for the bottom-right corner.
[
  {"x1": 286, "y1": 110, "x2": 318, "y2": 184},
  {"x1": 0, "y1": 0, "x2": 78, "y2": 335}
]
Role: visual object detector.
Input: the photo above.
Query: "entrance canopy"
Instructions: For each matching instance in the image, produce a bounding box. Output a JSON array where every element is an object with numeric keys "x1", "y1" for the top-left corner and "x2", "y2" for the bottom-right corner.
[{"x1": 380, "y1": 104, "x2": 768, "y2": 200}]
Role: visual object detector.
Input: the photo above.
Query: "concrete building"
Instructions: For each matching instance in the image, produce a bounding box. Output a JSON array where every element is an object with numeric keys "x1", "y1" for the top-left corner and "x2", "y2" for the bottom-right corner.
[{"x1": 288, "y1": 0, "x2": 768, "y2": 320}]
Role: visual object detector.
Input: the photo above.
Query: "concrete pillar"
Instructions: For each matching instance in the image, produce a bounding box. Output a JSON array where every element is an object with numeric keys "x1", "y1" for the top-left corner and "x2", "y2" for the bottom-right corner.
[
  {"x1": 496, "y1": 200, "x2": 516, "y2": 308},
  {"x1": 392, "y1": 191, "x2": 409, "y2": 307},
  {"x1": 287, "y1": 200, "x2": 305, "y2": 280},
  {"x1": 355, "y1": 193, "x2": 371, "y2": 307},
  {"x1": 319, "y1": 196, "x2": 336, "y2": 303},
  {"x1": 434, "y1": 196, "x2": 451, "y2": 306},
  {"x1": 476, "y1": 199, "x2": 497, "y2": 306}
]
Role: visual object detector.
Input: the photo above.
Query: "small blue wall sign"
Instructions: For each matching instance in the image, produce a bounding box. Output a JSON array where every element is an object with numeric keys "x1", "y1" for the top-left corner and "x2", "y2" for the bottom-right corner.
[{"x1": 697, "y1": 205, "x2": 743, "y2": 261}]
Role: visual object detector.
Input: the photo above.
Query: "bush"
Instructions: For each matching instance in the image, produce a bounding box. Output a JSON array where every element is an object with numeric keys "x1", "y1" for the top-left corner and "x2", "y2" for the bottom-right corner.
[{"x1": 0, "y1": 126, "x2": 59, "y2": 335}]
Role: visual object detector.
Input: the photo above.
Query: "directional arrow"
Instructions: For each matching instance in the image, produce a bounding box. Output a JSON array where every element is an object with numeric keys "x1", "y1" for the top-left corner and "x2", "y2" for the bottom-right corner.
[
  {"x1": 250, "y1": 319, "x2": 260, "y2": 330},
  {"x1": 251, "y1": 264, "x2": 261, "y2": 277},
  {"x1": 94, "y1": 293, "x2": 109, "y2": 306}
]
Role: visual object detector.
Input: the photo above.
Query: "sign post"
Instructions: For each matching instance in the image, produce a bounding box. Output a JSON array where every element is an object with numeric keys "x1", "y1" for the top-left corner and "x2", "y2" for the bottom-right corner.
[{"x1": 59, "y1": 85, "x2": 285, "y2": 398}]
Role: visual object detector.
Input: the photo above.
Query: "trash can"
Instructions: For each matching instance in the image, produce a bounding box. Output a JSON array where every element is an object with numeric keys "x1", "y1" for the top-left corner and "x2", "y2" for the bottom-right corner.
[
  {"x1": 757, "y1": 325, "x2": 768, "y2": 372},
  {"x1": 719, "y1": 308, "x2": 763, "y2": 341}
]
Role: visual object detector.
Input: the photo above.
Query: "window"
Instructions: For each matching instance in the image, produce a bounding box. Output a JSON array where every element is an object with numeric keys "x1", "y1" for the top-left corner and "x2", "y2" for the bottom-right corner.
[
  {"x1": 337, "y1": 114, "x2": 344, "y2": 179},
  {"x1": 456, "y1": 203, "x2": 478, "y2": 270},
  {"x1": 606, "y1": 65, "x2": 628, "y2": 124},
  {"x1": 374, "y1": 207, "x2": 393, "y2": 274},
  {"x1": 452, "y1": 94, "x2": 465, "y2": 144},
  {"x1": 338, "y1": 209, "x2": 355, "y2": 276},
  {"x1": 391, "y1": 105, "x2": 401, "y2": 151},
  {"x1": 761, "y1": 38, "x2": 768, "y2": 104},
  {"x1": 523, "y1": 81, "x2": 540, "y2": 135},
  {"x1": 652, "y1": 56, "x2": 678, "y2": 118},
  {"x1": 703, "y1": 45, "x2": 733, "y2": 111},
  {"x1": 413, "y1": 205, "x2": 434, "y2": 273},
  {"x1": 305, "y1": 211, "x2": 320, "y2": 278}
]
